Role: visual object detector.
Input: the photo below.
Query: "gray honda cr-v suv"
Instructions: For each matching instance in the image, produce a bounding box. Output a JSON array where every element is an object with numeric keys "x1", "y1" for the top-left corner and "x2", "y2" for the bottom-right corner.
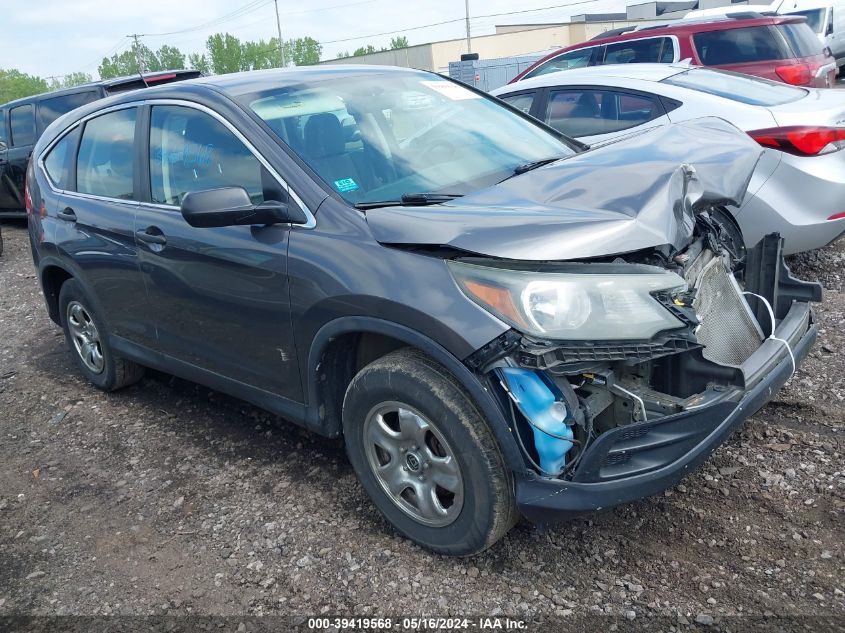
[{"x1": 26, "y1": 66, "x2": 819, "y2": 555}]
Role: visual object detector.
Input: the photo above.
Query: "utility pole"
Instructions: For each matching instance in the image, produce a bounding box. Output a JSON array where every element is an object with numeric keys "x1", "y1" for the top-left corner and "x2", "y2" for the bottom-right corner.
[
  {"x1": 129, "y1": 34, "x2": 145, "y2": 73},
  {"x1": 464, "y1": 0, "x2": 472, "y2": 54},
  {"x1": 274, "y1": 0, "x2": 285, "y2": 67}
]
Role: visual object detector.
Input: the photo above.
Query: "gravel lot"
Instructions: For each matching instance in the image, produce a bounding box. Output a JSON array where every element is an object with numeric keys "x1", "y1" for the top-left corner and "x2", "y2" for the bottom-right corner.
[{"x1": 0, "y1": 221, "x2": 843, "y2": 630}]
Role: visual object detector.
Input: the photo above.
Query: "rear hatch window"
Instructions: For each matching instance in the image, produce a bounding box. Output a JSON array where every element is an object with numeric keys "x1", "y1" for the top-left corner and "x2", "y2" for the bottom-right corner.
[
  {"x1": 662, "y1": 68, "x2": 807, "y2": 106},
  {"x1": 693, "y1": 25, "x2": 790, "y2": 64}
]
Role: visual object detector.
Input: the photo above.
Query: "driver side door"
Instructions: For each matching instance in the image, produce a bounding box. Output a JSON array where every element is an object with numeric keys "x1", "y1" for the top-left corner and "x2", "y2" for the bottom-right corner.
[{"x1": 134, "y1": 103, "x2": 302, "y2": 401}]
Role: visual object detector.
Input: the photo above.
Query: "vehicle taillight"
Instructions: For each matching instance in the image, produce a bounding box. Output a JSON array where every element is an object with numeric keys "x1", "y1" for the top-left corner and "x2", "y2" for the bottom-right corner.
[
  {"x1": 829, "y1": 211, "x2": 845, "y2": 221},
  {"x1": 748, "y1": 126, "x2": 845, "y2": 156},
  {"x1": 24, "y1": 177, "x2": 33, "y2": 215},
  {"x1": 775, "y1": 63, "x2": 814, "y2": 86}
]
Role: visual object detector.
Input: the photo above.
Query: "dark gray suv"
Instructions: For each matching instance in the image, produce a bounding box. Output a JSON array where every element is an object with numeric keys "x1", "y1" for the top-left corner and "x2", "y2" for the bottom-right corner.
[{"x1": 26, "y1": 66, "x2": 820, "y2": 555}]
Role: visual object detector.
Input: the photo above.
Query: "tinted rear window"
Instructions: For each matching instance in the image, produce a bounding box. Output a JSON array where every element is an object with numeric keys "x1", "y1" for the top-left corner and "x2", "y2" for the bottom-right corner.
[
  {"x1": 777, "y1": 22, "x2": 823, "y2": 57},
  {"x1": 10, "y1": 104, "x2": 35, "y2": 147},
  {"x1": 693, "y1": 26, "x2": 788, "y2": 64},
  {"x1": 38, "y1": 91, "x2": 99, "y2": 130},
  {"x1": 662, "y1": 68, "x2": 807, "y2": 106}
]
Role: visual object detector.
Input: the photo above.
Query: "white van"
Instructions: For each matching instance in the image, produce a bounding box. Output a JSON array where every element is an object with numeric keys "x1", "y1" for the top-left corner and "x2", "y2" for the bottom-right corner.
[{"x1": 775, "y1": 0, "x2": 845, "y2": 71}]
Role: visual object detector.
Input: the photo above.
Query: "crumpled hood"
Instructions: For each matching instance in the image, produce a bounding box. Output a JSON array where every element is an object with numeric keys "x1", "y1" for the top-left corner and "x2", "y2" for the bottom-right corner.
[{"x1": 365, "y1": 118, "x2": 763, "y2": 261}]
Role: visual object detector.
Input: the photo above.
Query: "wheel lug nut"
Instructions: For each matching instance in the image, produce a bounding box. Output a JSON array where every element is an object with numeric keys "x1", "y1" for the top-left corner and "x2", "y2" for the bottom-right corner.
[
  {"x1": 400, "y1": 447, "x2": 407, "y2": 453},
  {"x1": 402, "y1": 466, "x2": 408, "y2": 472},
  {"x1": 423, "y1": 462, "x2": 430, "y2": 470}
]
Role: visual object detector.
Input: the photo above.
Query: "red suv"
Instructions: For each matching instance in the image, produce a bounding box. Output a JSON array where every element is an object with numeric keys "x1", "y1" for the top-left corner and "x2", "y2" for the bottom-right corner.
[{"x1": 510, "y1": 14, "x2": 836, "y2": 88}]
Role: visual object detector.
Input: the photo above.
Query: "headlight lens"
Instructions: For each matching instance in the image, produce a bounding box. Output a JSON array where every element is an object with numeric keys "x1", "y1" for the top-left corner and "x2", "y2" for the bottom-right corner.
[{"x1": 448, "y1": 260, "x2": 687, "y2": 340}]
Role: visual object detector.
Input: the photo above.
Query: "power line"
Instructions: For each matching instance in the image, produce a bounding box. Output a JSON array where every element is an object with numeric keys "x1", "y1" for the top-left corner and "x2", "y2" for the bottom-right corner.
[{"x1": 139, "y1": 0, "x2": 272, "y2": 37}]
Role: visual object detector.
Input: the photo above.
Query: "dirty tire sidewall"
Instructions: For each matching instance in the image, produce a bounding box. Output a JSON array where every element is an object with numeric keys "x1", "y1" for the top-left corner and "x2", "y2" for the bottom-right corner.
[
  {"x1": 343, "y1": 348, "x2": 516, "y2": 556},
  {"x1": 58, "y1": 278, "x2": 143, "y2": 391}
]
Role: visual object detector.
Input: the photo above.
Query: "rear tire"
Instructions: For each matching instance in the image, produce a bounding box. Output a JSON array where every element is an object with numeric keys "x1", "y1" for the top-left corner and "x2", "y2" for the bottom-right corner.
[
  {"x1": 342, "y1": 348, "x2": 517, "y2": 556},
  {"x1": 58, "y1": 279, "x2": 144, "y2": 391}
]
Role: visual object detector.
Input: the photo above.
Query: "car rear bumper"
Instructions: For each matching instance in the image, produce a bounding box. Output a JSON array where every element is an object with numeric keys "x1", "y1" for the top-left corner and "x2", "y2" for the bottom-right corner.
[{"x1": 514, "y1": 301, "x2": 817, "y2": 524}]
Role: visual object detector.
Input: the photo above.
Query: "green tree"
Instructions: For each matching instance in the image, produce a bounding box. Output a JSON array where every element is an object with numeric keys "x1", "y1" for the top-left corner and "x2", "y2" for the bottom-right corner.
[
  {"x1": 98, "y1": 49, "x2": 142, "y2": 79},
  {"x1": 206, "y1": 33, "x2": 244, "y2": 74},
  {"x1": 390, "y1": 36, "x2": 409, "y2": 49},
  {"x1": 188, "y1": 52, "x2": 210, "y2": 75},
  {"x1": 48, "y1": 72, "x2": 93, "y2": 91},
  {"x1": 0, "y1": 68, "x2": 48, "y2": 102},
  {"x1": 337, "y1": 50, "x2": 351, "y2": 59},
  {"x1": 288, "y1": 37, "x2": 321, "y2": 66},
  {"x1": 353, "y1": 44, "x2": 378, "y2": 56},
  {"x1": 243, "y1": 38, "x2": 284, "y2": 70},
  {"x1": 156, "y1": 45, "x2": 186, "y2": 70}
]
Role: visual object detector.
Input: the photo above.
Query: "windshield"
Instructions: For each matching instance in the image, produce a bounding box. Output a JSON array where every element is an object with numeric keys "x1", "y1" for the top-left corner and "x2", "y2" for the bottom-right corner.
[
  {"x1": 787, "y1": 9, "x2": 825, "y2": 33},
  {"x1": 246, "y1": 72, "x2": 576, "y2": 205},
  {"x1": 662, "y1": 67, "x2": 807, "y2": 106}
]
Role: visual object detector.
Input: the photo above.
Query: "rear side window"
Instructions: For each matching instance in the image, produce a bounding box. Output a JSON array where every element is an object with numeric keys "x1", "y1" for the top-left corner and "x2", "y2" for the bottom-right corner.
[
  {"x1": 663, "y1": 68, "x2": 806, "y2": 105},
  {"x1": 602, "y1": 38, "x2": 676, "y2": 64},
  {"x1": 38, "y1": 91, "x2": 99, "y2": 131},
  {"x1": 0, "y1": 110, "x2": 7, "y2": 147},
  {"x1": 499, "y1": 91, "x2": 536, "y2": 114},
  {"x1": 777, "y1": 23, "x2": 823, "y2": 57},
  {"x1": 43, "y1": 128, "x2": 80, "y2": 189},
  {"x1": 76, "y1": 108, "x2": 137, "y2": 200},
  {"x1": 525, "y1": 47, "x2": 597, "y2": 79},
  {"x1": 149, "y1": 105, "x2": 264, "y2": 206},
  {"x1": 693, "y1": 26, "x2": 788, "y2": 65},
  {"x1": 545, "y1": 89, "x2": 663, "y2": 138},
  {"x1": 10, "y1": 104, "x2": 35, "y2": 147}
]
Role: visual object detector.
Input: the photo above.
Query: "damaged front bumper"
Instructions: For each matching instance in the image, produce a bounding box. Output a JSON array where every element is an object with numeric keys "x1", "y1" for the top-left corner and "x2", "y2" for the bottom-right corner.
[
  {"x1": 513, "y1": 299, "x2": 816, "y2": 523},
  {"x1": 461, "y1": 233, "x2": 822, "y2": 523}
]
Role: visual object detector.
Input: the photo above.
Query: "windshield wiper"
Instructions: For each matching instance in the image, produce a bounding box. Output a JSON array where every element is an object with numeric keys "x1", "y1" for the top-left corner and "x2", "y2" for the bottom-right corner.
[
  {"x1": 510, "y1": 157, "x2": 566, "y2": 177},
  {"x1": 354, "y1": 192, "x2": 463, "y2": 210}
]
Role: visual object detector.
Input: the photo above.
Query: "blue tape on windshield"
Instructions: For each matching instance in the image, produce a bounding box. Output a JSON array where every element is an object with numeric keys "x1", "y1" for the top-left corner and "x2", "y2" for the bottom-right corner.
[{"x1": 334, "y1": 178, "x2": 359, "y2": 193}]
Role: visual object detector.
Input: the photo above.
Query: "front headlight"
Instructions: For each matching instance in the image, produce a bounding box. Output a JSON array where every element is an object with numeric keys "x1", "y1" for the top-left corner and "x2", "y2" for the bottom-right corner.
[{"x1": 448, "y1": 260, "x2": 687, "y2": 340}]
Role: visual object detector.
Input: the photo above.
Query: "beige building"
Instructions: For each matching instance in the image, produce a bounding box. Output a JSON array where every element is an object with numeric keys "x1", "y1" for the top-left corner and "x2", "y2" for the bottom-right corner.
[{"x1": 320, "y1": 19, "x2": 667, "y2": 72}]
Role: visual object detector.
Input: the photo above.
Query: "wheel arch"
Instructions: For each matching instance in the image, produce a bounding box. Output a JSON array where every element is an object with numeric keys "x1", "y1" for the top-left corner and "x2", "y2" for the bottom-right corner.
[{"x1": 304, "y1": 316, "x2": 525, "y2": 473}]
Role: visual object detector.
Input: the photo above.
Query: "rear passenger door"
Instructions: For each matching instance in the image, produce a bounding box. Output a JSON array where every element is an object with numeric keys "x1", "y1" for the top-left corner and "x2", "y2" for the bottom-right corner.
[
  {"x1": 541, "y1": 87, "x2": 670, "y2": 145},
  {"x1": 50, "y1": 105, "x2": 152, "y2": 343},
  {"x1": 133, "y1": 103, "x2": 302, "y2": 401}
]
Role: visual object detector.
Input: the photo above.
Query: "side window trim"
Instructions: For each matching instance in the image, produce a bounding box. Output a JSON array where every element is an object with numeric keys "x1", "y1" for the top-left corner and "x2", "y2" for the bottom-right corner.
[
  {"x1": 140, "y1": 99, "x2": 314, "y2": 228},
  {"x1": 37, "y1": 98, "x2": 315, "y2": 228}
]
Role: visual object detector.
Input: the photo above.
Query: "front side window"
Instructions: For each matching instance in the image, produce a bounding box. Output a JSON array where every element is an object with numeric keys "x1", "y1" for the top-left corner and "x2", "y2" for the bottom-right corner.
[
  {"x1": 149, "y1": 105, "x2": 264, "y2": 206},
  {"x1": 10, "y1": 104, "x2": 35, "y2": 147},
  {"x1": 602, "y1": 38, "x2": 676, "y2": 65},
  {"x1": 76, "y1": 108, "x2": 137, "y2": 200},
  {"x1": 43, "y1": 128, "x2": 79, "y2": 189},
  {"x1": 525, "y1": 47, "x2": 597, "y2": 79},
  {"x1": 663, "y1": 67, "x2": 806, "y2": 106},
  {"x1": 499, "y1": 91, "x2": 536, "y2": 114},
  {"x1": 545, "y1": 89, "x2": 662, "y2": 138},
  {"x1": 693, "y1": 26, "x2": 788, "y2": 65},
  {"x1": 38, "y1": 91, "x2": 99, "y2": 131},
  {"x1": 246, "y1": 73, "x2": 576, "y2": 206}
]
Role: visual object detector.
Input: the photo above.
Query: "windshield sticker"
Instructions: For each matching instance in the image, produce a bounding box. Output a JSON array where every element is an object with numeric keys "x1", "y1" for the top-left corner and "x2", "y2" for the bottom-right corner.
[
  {"x1": 420, "y1": 80, "x2": 482, "y2": 100},
  {"x1": 334, "y1": 178, "x2": 360, "y2": 193}
]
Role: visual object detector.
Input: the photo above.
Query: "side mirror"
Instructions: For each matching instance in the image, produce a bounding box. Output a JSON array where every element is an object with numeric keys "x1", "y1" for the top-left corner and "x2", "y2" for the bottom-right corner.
[{"x1": 180, "y1": 186, "x2": 308, "y2": 228}]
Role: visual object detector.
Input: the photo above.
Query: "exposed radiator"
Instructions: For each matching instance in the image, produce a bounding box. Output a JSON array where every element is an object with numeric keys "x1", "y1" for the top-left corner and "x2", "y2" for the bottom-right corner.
[{"x1": 687, "y1": 252, "x2": 764, "y2": 367}]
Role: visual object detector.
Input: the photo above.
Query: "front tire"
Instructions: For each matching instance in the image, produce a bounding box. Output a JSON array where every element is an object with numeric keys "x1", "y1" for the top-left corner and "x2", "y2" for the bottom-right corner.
[
  {"x1": 58, "y1": 279, "x2": 144, "y2": 391},
  {"x1": 342, "y1": 348, "x2": 517, "y2": 556}
]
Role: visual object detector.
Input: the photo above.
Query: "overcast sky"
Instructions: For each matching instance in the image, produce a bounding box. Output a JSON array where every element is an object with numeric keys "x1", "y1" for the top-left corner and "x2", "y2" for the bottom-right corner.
[{"x1": 2, "y1": 0, "x2": 631, "y2": 79}]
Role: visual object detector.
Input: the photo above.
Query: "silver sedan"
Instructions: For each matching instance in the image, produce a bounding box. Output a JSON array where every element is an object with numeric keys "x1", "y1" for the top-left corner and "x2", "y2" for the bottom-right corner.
[{"x1": 493, "y1": 63, "x2": 845, "y2": 254}]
